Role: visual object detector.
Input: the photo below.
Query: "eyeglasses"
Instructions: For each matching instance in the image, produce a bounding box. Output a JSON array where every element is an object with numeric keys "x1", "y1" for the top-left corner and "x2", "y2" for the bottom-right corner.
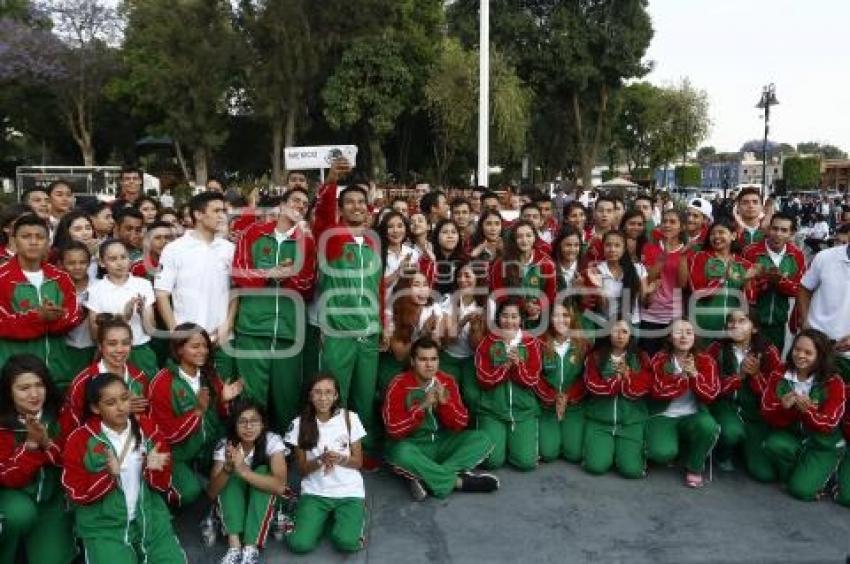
[{"x1": 237, "y1": 418, "x2": 262, "y2": 427}]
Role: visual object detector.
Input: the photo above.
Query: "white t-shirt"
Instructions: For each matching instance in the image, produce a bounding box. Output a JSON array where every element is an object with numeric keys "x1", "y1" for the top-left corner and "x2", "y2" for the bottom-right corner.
[
  {"x1": 801, "y1": 245, "x2": 850, "y2": 359},
  {"x1": 441, "y1": 295, "x2": 482, "y2": 359},
  {"x1": 102, "y1": 423, "x2": 143, "y2": 521},
  {"x1": 154, "y1": 231, "x2": 234, "y2": 333},
  {"x1": 596, "y1": 261, "x2": 647, "y2": 324},
  {"x1": 662, "y1": 356, "x2": 698, "y2": 418},
  {"x1": 783, "y1": 370, "x2": 813, "y2": 397},
  {"x1": 178, "y1": 367, "x2": 201, "y2": 395},
  {"x1": 22, "y1": 269, "x2": 44, "y2": 290},
  {"x1": 87, "y1": 275, "x2": 154, "y2": 346},
  {"x1": 285, "y1": 411, "x2": 366, "y2": 499},
  {"x1": 213, "y1": 432, "x2": 289, "y2": 467}
]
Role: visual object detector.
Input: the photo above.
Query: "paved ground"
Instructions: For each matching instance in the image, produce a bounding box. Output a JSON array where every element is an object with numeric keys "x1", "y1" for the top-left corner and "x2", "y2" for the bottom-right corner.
[{"x1": 177, "y1": 459, "x2": 850, "y2": 564}]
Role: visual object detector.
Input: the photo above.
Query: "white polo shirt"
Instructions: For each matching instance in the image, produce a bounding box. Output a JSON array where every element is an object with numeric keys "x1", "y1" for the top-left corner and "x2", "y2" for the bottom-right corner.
[
  {"x1": 154, "y1": 230, "x2": 234, "y2": 333},
  {"x1": 801, "y1": 244, "x2": 850, "y2": 359}
]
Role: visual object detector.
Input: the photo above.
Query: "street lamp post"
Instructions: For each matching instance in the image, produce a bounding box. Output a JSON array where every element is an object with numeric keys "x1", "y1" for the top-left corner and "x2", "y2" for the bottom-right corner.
[{"x1": 756, "y1": 83, "x2": 779, "y2": 199}]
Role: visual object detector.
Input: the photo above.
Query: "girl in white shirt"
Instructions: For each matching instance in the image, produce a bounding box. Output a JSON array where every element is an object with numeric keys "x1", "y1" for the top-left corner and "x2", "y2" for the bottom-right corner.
[
  {"x1": 55, "y1": 242, "x2": 97, "y2": 381},
  {"x1": 208, "y1": 401, "x2": 288, "y2": 564},
  {"x1": 440, "y1": 262, "x2": 487, "y2": 416},
  {"x1": 87, "y1": 239, "x2": 158, "y2": 377},
  {"x1": 285, "y1": 375, "x2": 366, "y2": 555}
]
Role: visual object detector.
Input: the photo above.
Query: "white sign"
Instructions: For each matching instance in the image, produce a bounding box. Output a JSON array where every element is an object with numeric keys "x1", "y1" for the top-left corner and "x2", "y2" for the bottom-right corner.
[{"x1": 284, "y1": 145, "x2": 358, "y2": 171}]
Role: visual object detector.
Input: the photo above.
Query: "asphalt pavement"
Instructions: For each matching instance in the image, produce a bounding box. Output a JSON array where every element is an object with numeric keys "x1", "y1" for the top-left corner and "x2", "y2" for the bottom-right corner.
[{"x1": 176, "y1": 459, "x2": 850, "y2": 564}]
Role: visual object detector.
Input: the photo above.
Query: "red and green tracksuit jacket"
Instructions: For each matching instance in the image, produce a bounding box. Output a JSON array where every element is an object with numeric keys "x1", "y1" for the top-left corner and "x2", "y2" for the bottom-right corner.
[
  {"x1": 148, "y1": 366, "x2": 229, "y2": 463},
  {"x1": 312, "y1": 182, "x2": 384, "y2": 335},
  {"x1": 382, "y1": 370, "x2": 469, "y2": 442},
  {"x1": 688, "y1": 250, "x2": 756, "y2": 333},
  {"x1": 0, "y1": 256, "x2": 82, "y2": 342},
  {"x1": 61, "y1": 416, "x2": 179, "y2": 533},
  {"x1": 705, "y1": 341, "x2": 782, "y2": 422},
  {"x1": 489, "y1": 248, "x2": 557, "y2": 310},
  {"x1": 534, "y1": 341, "x2": 586, "y2": 409},
  {"x1": 649, "y1": 351, "x2": 720, "y2": 415},
  {"x1": 130, "y1": 255, "x2": 160, "y2": 282},
  {"x1": 0, "y1": 414, "x2": 67, "y2": 502},
  {"x1": 742, "y1": 241, "x2": 805, "y2": 329},
  {"x1": 583, "y1": 351, "x2": 651, "y2": 425},
  {"x1": 59, "y1": 360, "x2": 149, "y2": 437},
  {"x1": 232, "y1": 220, "x2": 316, "y2": 339},
  {"x1": 737, "y1": 225, "x2": 765, "y2": 248},
  {"x1": 761, "y1": 366, "x2": 846, "y2": 450},
  {"x1": 475, "y1": 333, "x2": 542, "y2": 423}
]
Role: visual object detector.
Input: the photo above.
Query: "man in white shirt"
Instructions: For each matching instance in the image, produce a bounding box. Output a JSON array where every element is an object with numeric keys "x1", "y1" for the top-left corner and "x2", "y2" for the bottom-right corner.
[
  {"x1": 799, "y1": 242, "x2": 850, "y2": 381},
  {"x1": 155, "y1": 192, "x2": 236, "y2": 373}
]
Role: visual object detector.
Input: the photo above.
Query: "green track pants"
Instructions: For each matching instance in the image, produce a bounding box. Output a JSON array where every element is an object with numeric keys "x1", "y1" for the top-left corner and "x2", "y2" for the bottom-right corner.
[
  {"x1": 763, "y1": 430, "x2": 843, "y2": 501},
  {"x1": 320, "y1": 335, "x2": 379, "y2": 454},
  {"x1": 385, "y1": 431, "x2": 493, "y2": 498},
  {"x1": 538, "y1": 405, "x2": 584, "y2": 463},
  {"x1": 218, "y1": 465, "x2": 277, "y2": 548},
  {"x1": 582, "y1": 418, "x2": 646, "y2": 479},
  {"x1": 478, "y1": 414, "x2": 539, "y2": 471},
  {"x1": 234, "y1": 333, "x2": 303, "y2": 434},
  {"x1": 286, "y1": 495, "x2": 365, "y2": 554},
  {"x1": 646, "y1": 410, "x2": 720, "y2": 473},
  {"x1": 0, "y1": 489, "x2": 76, "y2": 564}
]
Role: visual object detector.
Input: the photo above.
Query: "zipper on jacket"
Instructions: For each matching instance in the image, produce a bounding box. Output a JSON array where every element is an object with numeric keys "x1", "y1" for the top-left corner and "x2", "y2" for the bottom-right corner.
[{"x1": 272, "y1": 236, "x2": 283, "y2": 345}]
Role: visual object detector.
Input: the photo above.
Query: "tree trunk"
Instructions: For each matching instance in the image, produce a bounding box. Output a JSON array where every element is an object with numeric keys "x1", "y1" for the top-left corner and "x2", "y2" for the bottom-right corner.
[
  {"x1": 173, "y1": 139, "x2": 191, "y2": 183},
  {"x1": 192, "y1": 146, "x2": 208, "y2": 187},
  {"x1": 368, "y1": 137, "x2": 385, "y2": 180},
  {"x1": 271, "y1": 120, "x2": 284, "y2": 187}
]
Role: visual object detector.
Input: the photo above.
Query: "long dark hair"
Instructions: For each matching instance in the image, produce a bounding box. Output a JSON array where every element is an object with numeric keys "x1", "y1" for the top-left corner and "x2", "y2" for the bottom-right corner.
[
  {"x1": 551, "y1": 224, "x2": 583, "y2": 266},
  {"x1": 52, "y1": 210, "x2": 94, "y2": 251},
  {"x1": 471, "y1": 210, "x2": 503, "y2": 248},
  {"x1": 590, "y1": 317, "x2": 638, "y2": 367},
  {"x1": 717, "y1": 310, "x2": 771, "y2": 376},
  {"x1": 376, "y1": 210, "x2": 409, "y2": 275},
  {"x1": 787, "y1": 329, "x2": 834, "y2": 382},
  {"x1": 84, "y1": 373, "x2": 142, "y2": 445},
  {"x1": 171, "y1": 322, "x2": 216, "y2": 388},
  {"x1": 430, "y1": 218, "x2": 465, "y2": 295},
  {"x1": 602, "y1": 230, "x2": 641, "y2": 318},
  {"x1": 96, "y1": 238, "x2": 128, "y2": 279},
  {"x1": 226, "y1": 399, "x2": 269, "y2": 470},
  {"x1": 0, "y1": 354, "x2": 62, "y2": 428},
  {"x1": 619, "y1": 209, "x2": 648, "y2": 261},
  {"x1": 297, "y1": 375, "x2": 341, "y2": 451},
  {"x1": 502, "y1": 220, "x2": 538, "y2": 288}
]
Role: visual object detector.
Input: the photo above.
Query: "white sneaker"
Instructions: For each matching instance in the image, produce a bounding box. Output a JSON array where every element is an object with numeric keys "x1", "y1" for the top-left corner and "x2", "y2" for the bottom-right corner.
[
  {"x1": 410, "y1": 478, "x2": 428, "y2": 501},
  {"x1": 241, "y1": 546, "x2": 260, "y2": 564},
  {"x1": 220, "y1": 547, "x2": 242, "y2": 564}
]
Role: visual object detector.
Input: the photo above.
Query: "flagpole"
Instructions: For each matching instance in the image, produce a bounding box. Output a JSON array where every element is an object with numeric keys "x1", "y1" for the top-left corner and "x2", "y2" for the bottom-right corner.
[{"x1": 477, "y1": 0, "x2": 489, "y2": 187}]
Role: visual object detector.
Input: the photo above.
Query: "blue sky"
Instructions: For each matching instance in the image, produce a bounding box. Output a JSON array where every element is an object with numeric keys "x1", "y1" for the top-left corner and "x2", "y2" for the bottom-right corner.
[{"x1": 645, "y1": 0, "x2": 850, "y2": 154}]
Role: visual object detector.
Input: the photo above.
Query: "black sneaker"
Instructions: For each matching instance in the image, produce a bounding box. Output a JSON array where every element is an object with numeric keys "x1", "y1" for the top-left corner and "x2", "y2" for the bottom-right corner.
[
  {"x1": 410, "y1": 478, "x2": 428, "y2": 501},
  {"x1": 459, "y1": 471, "x2": 499, "y2": 493}
]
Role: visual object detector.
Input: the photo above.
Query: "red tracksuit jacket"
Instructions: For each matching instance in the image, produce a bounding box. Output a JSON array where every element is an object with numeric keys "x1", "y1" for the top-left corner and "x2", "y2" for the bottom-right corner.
[
  {"x1": 382, "y1": 370, "x2": 469, "y2": 441},
  {"x1": 59, "y1": 360, "x2": 149, "y2": 437},
  {"x1": 650, "y1": 351, "x2": 720, "y2": 403},
  {"x1": 61, "y1": 416, "x2": 175, "y2": 505}
]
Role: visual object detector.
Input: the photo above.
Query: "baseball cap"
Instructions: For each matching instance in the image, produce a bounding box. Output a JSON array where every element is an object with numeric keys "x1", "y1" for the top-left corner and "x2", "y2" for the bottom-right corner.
[{"x1": 688, "y1": 198, "x2": 713, "y2": 223}]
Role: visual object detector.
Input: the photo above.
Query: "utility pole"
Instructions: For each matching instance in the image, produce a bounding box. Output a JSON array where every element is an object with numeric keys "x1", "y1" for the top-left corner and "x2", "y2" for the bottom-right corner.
[{"x1": 756, "y1": 84, "x2": 779, "y2": 199}]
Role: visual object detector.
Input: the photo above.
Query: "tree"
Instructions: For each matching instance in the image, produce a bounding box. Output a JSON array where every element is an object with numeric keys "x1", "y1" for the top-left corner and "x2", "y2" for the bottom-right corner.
[
  {"x1": 322, "y1": 35, "x2": 415, "y2": 178},
  {"x1": 448, "y1": 0, "x2": 654, "y2": 189},
  {"x1": 783, "y1": 156, "x2": 820, "y2": 189},
  {"x1": 675, "y1": 165, "x2": 701, "y2": 187},
  {"x1": 236, "y1": 0, "x2": 317, "y2": 186},
  {"x1": 665, "y1": 78, "x2": 710, "y2": 163},
  {"x1": 696, "y1": 146, "x2": 716, "y2": 162},
  {"x1": 796, "y1": 141, "x2": 846, "y2": 160},
  {"x1": 45, "y1": 0, "x2": 122, "y2": 166},
  {"x1": 117, "y1": 0, "x2": 239, "y2": 185},
  {"x1": 424, "y1": 38, "x2": 530, "y2": 184}
]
